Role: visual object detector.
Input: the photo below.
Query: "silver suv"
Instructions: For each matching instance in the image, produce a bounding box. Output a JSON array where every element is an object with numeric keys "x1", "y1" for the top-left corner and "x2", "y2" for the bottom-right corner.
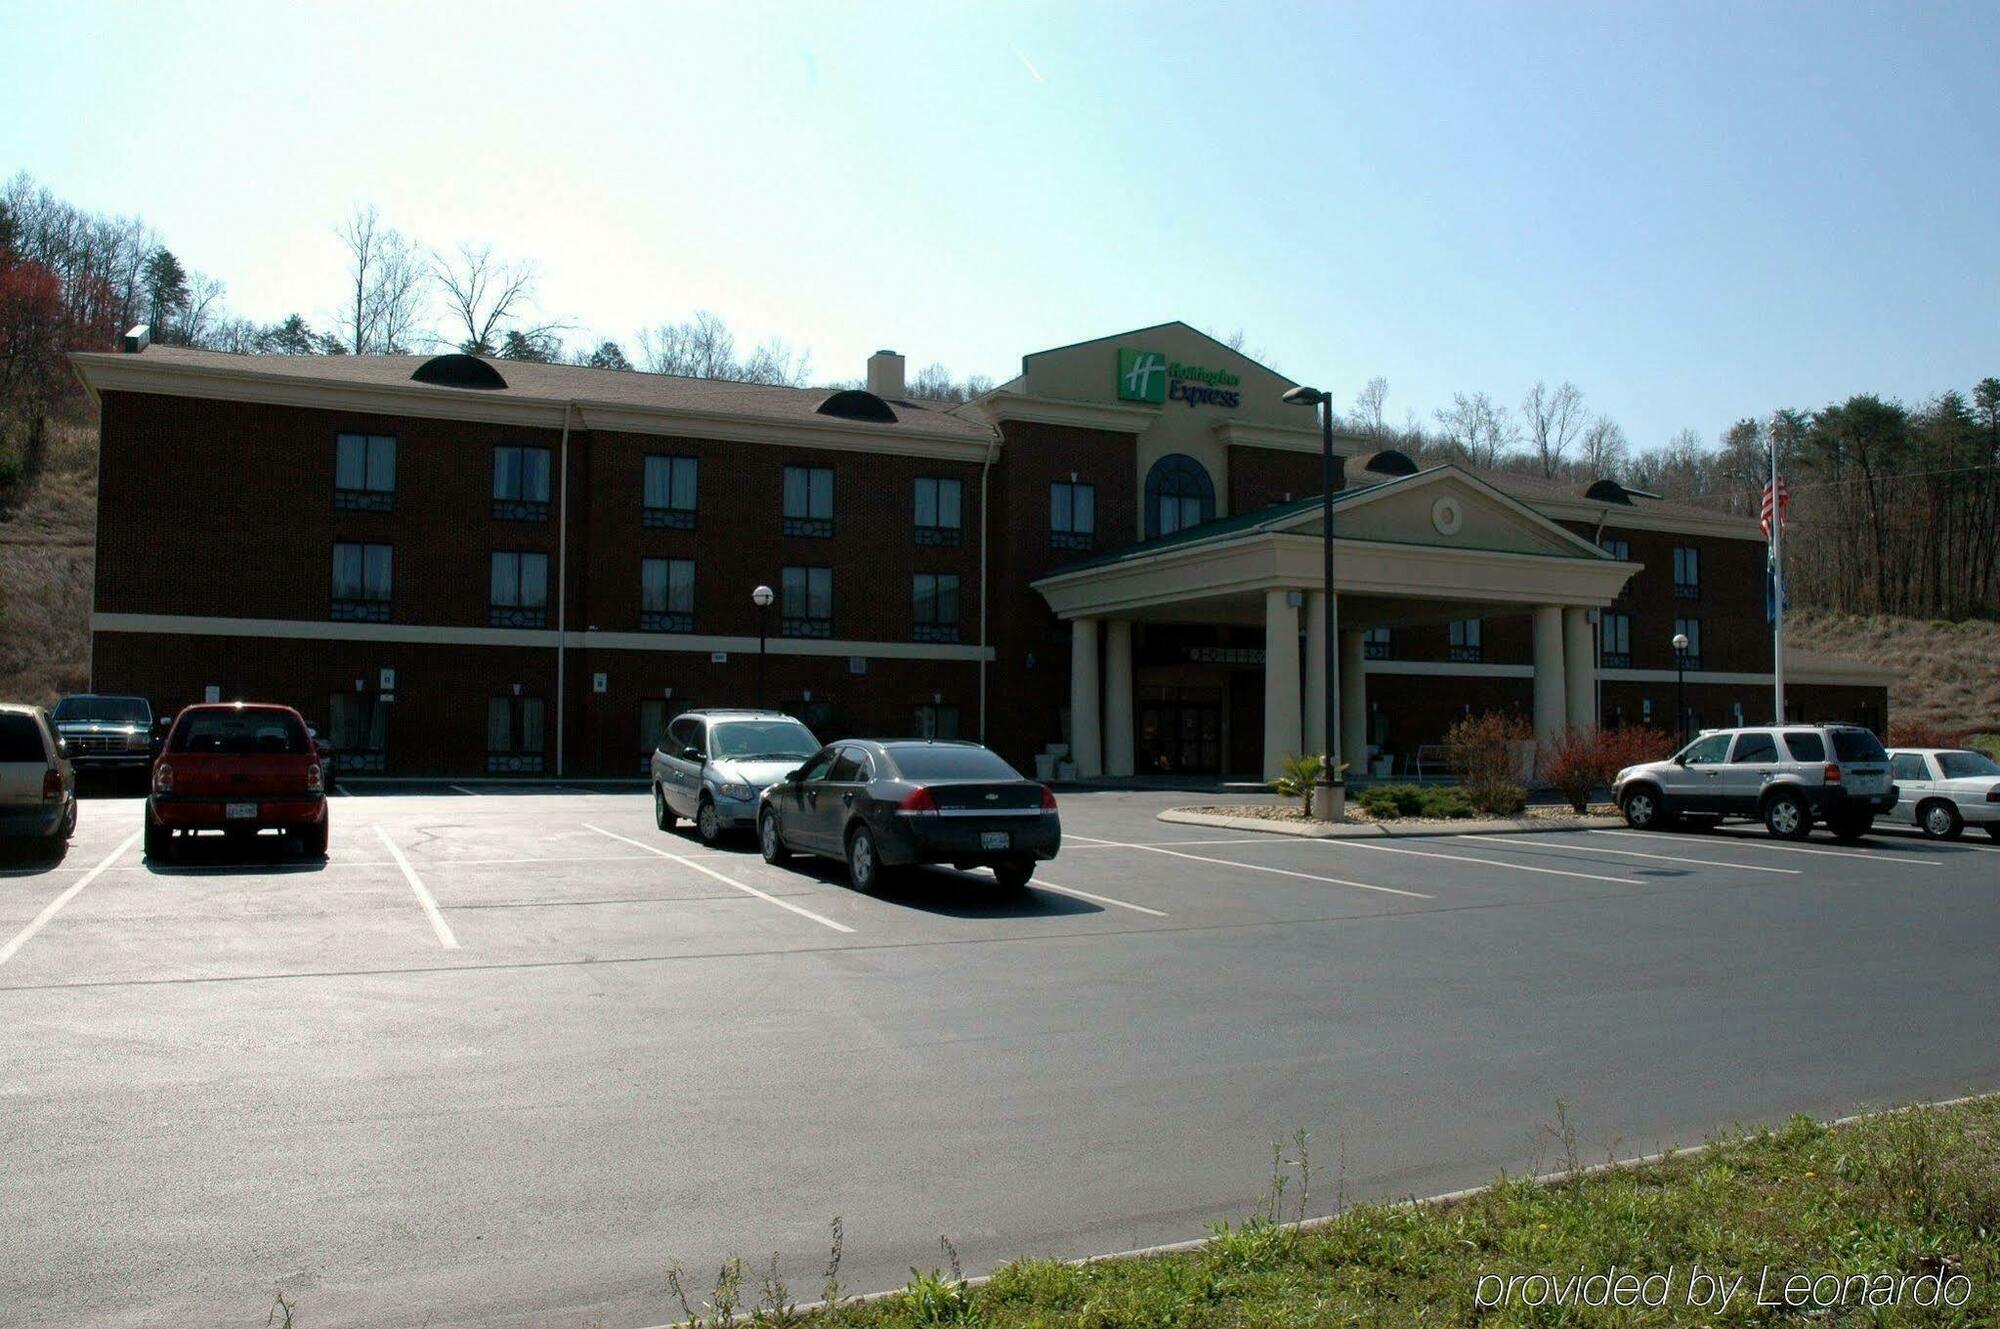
[{"x1": 1613, "y1": 723, "x2": 1896, "y2": 842}]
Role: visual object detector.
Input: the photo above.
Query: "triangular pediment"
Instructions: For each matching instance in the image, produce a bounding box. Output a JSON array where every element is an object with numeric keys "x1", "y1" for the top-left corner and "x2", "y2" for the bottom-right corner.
[{"x1": 1270, "y1": 467, "x2": 1610, "y2": 560}]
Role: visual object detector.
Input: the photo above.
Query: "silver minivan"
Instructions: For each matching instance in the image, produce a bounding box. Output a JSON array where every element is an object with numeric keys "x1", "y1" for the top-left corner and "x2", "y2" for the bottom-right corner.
[
  {"x1": 0, "y1": 704, "x2": 78, "y2": 848},
  {"x1": 651, "y1": 709, "x2": 821, "y2": 845},
  {"x1": 1613, "y1": 723, "x2": 1896, "y2": 842}
]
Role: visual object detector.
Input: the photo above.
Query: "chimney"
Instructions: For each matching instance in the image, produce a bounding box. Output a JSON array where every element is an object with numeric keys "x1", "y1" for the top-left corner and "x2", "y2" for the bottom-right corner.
[
  {"x1": 866, "y1": 349, "x2": 905, "y2": 399},
  {"x1": 123, "y1": 324, "x2": 151, "y2": 354}
]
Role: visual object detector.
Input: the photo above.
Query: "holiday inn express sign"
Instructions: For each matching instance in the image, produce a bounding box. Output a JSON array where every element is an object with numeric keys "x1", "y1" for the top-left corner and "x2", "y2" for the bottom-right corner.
[{"x1": 1116, "y1": 348, "x2": 1243, "y2": 410}]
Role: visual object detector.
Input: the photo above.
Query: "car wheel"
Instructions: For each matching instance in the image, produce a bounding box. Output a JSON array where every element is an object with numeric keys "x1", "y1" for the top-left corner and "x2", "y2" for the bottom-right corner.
[
  {"x1": 846, "y1": 825, "x2": 882, "y2": 893},
  {"x1": 1764, "y1": 791, "x2": 1811, "y2": 841},
  {"x1": 1917, "y1": 799, "x2": 1963, "y2": 841},
  {"x1": 993, "y1": 861, "x2": 1033, "y2": 891},
  {"x1": 654, "y1": 783, "x2": 676, "y2": 831},
  {"x1": 696, "y1": 796, "x2": 723, "y2": 846},
  {"x1": 143, "y1": 812, "x2": 172, "y2": 862},
  {"x1": 301, "y1": 818, "x2": 329, "y2": 858},
  {"x1": 759, "y1": 810, "x2": 790, "y2": 864},
  {"x1": 60, "y1": 800, "x2": 77, "y2": 839},
  {"x1": 1620, "y1": 787, "x2": 1661, "y2": 830}
]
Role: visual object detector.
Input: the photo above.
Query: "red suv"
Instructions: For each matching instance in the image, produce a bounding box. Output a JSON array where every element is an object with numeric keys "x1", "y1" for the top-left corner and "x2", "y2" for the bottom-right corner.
[{"x1": 145, "y1": 703, "x2": 329, "y2": 860}]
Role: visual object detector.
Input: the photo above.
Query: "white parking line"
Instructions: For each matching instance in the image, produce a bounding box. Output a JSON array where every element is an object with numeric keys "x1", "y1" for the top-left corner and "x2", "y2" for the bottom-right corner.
[
  {"x1": 1095, "y1": 841, "x2": 1432, "y2": 899},
  {"x1": 1030, "y1": 876, "x2": 1168, "y2": 917},
  {"x1": 1457, "y1": 834, "x2": 1803, "y2": 875},
  {"x1": 374, "y1": 826, "x2": 460, "y2": 949},
  {"x1": 0, "y1": 831, "x2": 140, "y2": 968},
  {"x1": 1309, "y1": 838, "x2": 1643, "y2": 886},
  {"x1": 583, "y1": 824, "x2": 855, "y2": 933},
  {"x1": 1591, "y1": 829, "x2": 1941, "y2": 864}
]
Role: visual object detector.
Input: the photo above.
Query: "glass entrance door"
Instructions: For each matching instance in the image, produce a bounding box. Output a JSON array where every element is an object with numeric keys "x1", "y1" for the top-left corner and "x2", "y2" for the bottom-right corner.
[{"x1": 1137, "y1": 686, "x2": 1222, "y2": 774}]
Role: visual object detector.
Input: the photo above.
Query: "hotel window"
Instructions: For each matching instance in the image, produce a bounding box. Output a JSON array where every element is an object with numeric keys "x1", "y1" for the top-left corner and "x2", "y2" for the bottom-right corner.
[
  {"x1": 1144, "y1": 454, "x2": 1215, "y2": 538},
  {"x1": 1599, "y1": 537, "x2": 1630, "y2": 560},
  {"x1": 783, "y1": 466, "x2": 834, "y2": 537},
  {"x1": 1050, "y1": 480, "x2": 1096, "y2": 551},
  {"x1": 643, "y1": 455, "x2": 698, "y2": 529},
  {"x1": 1672, "y1": 545, "x2": 1700, "y2": 598},
  {"x1": 912, "y1": 573, "x2": 960, "y2": 644},
  {"x1": 641, "y1": 557, "x2": 695, "y2": 633},
  {"x1": 330, "y1": 542, "x2": 392, "y2": 622},
  {"x1": 1448, "y1": 618, "x2": 1483, "y2": 663},
  {"x1": 493, "y1": 445, "x2": 552, "y2": 522},
  {"x1": 1363, "y1": 627, "x2": 1393, "y2": 660},
  {"x1": 489, "y1": 551, "x2": 550, "y2": 628},
  {"x1": 1601, "y1": 612, "x2": 1632, "y2": 668},
  {"x1": 639, "y1": 697, "x2": 694, "y2": 774},
  {"x1": 781, "y1": 566, "x2": 833, "y2": 637},
  {"x1": 334, "y1": 433, "x2": 395, "y2": 511},
  {"x1": 486, "y1": 695, "x2": 546, "y2": 774},
  {"x1": 1673, "y1": 617, "x2": 1703, "y2": 670},
  {"x1": 914, "y1": 703, "x2": 960, "y2": 739},
  {"x1": 326, "y1": 692, "x2": 387, "y2": 773},
  {"x1": 914, "y1": 477, "x2": 963, "y2": 546}
]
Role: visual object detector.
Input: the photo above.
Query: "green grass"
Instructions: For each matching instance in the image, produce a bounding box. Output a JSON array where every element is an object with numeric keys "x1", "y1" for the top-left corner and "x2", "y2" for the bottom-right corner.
[{"x1": 654, "y1": 1097, "x2": 2000, "y2": 1328}]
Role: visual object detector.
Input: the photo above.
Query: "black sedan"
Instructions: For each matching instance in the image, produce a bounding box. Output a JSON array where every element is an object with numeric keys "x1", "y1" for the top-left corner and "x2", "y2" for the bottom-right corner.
[{"x1": 758, "y1": 739, "x2": 1060, "y2": 891}]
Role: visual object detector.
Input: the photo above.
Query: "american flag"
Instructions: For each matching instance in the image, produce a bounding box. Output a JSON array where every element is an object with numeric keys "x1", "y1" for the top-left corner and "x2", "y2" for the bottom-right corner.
[{"x1": 1759, "y1": 477, "x2": 1790, "y2": 540}]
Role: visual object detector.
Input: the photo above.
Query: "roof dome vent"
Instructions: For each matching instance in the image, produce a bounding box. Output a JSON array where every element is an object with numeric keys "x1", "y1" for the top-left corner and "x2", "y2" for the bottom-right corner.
[
  {"x1": 1583, "y1": 478, "x2": 1634, "y2": 504},
  {"x1": 815, "y1": 388, "x2": 898, "y2": 423},
  {"x1": 1362, "y1": 448, "x2": 1420, "y2": 477},
  {"x1": 411, "y1": 354, "x2": 509, "y2": 390}
]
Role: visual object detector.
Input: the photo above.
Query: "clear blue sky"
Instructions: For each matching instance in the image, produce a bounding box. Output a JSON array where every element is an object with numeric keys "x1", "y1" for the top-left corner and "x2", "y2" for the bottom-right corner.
[{"x1": 5, "y1": 0, "x2": 1995, "y2": 449}]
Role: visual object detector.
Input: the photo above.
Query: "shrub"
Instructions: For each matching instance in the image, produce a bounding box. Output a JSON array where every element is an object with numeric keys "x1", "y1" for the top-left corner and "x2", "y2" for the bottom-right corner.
[
  {"x1": 1359, "y1": 783, "x2": 1425, "y2": 819},
  {"x1": 1268, "y1": 752, "x2": 1326, "y2": 818},
  {"x1": 1446, "y1": 711, "x2": 1532, "y2": 815},
  {"x1": 1417, "y1": 787, "x2": 1475, "y2": 818},
  {"x1": 1596, "y1": 724, "x2": 1677, "y2": 774},
  {"x1": 1887, "y1": 718, "x2": 1965, "y2": 748},
  {"x1": 1538, "y1": 726, "x2": 1601, "y2": 813}
]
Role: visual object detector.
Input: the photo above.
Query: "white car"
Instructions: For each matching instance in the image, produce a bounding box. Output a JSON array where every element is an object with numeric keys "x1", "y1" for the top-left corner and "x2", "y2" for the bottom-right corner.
[
  {"x1": 0, "y1": 703, "x2": 78, "y2": 849},
  {"x1": 1885, "y1": 747, "x2": 2000, "y2": 841}
]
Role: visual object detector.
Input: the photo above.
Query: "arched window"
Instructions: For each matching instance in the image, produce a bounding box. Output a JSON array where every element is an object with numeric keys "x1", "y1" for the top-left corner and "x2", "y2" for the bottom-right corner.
[{"x1": 1144, "y1": 454, "x2": 1216, "y2": 538}]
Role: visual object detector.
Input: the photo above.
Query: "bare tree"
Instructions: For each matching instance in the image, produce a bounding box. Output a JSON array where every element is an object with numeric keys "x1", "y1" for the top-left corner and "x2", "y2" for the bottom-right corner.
[
  {"x1": 1521, "y1": 380, "x2": 1586, "y2": 477},
  {"x1": 433, "y1": 241, "x2": 556, "y2": 356},
  {"x1": 638, "y1": 310, "x2": 735, "y2": 378},
  {"x1": 336, "y1": 206, "x2": 427, "y2": 355},
  {"x1": 1432, "y1": 391, "x2": 1521, "y2": 468},
  {"x1": 1351, "y1": 376, "x2": 1389, "y2": 440},
  {"x1": 1578, "y1": 414, "x2": 1628, "y2": 477}
]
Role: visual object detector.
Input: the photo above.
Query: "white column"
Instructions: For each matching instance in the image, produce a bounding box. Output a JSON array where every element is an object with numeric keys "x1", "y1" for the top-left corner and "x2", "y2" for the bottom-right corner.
[
  {"x1": 1303, "y1": 593, "x2": 1328, "y2": 761},
  {"x1": 1069, "y1": 618, "x2": 1101, "y2": 779},
  {"x1": 1563, "y1": 607, "x2": 1595, "y2": 732},
  {"x1": 1531, "y1": 604, "x2": 1567, "y2": 748},
  {"x1": 1340, "y1": 628, "x2": 1368, "y2": 775},
  {"x1": 1262, "y1": 590, "x2": 1302, "y2": 781},
  {"x1": 1103, "y1": 619, "x2": 1135, "y2": 778}
]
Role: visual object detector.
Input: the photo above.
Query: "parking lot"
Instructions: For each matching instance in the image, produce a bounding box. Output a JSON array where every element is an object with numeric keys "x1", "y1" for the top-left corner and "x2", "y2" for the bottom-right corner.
[{"x1": 4, "y1": 786, "x2": 1997, "y2": 1329}]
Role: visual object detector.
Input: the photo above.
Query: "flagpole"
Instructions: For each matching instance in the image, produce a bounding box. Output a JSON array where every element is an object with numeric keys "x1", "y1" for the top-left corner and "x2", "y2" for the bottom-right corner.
[{"x1": 1769, "y1": 419, "x2": 1786, "y2": 725}]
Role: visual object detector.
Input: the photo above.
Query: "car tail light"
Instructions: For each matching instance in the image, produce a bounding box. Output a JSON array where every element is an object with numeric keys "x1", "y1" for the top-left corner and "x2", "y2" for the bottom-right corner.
[
  {"x1": 42, "y1": 768, "x2": 64, "y2": 801},
  {"x1": 1041, "y1": 785, "x2": 1058, "y2": 812},
  {"x1": 1823, "y1": 763, "x2": 1842, "y2": 784},
  {"x1": 306, "y1": 761, "x2": 323, "y2": 794},
  {"x1": 896, "y1": 787, "x2": 939, "y2": 816},
  {"x1": 153, "y1": 762, "x2": 174, "y2": 795}
]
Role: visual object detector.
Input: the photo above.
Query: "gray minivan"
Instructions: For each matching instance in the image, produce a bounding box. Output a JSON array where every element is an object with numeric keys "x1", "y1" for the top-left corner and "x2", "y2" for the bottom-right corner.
[
  {"x1": 1613, "y1": 723, "x2": 1896, "y2": 841},
  {"x1": 0, "y1": 704, "x2": 78, "y2": 847},
  {"x1": 651, "y1": 709, "x2": 820, "y2": 845}
]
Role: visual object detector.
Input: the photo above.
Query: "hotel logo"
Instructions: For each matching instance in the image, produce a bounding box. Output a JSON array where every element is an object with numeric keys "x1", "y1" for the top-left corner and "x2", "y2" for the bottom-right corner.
[
  {"x1": 1115, "y1": 347, "x2": 1243, "y2": 410},
  {"x1": 1117, "y1": 349, "x2": 1170, "y2": 404}
]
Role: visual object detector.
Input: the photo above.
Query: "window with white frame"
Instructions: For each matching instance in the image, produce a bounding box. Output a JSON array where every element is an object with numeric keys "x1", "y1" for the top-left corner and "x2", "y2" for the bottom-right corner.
[
  {"x1": 912, "y1": 573, "x2": 960, "y2": 643},
  {"x1": 641, "y1": 557, "x2": 694, "y2": 632},
  {"x1": 486, "y1": 695, "x2": 546, "y2": 773},
  {"x1": 1672, "y1": 545, "x2": 1700, "y2": 597},
  {"x1": 330, "y1": 542, "x2": 392, "y2": 621},
  {"x1": 493, "y1": 445, "x2": 552, "y2": 521},
  {"x1": 1448, "y1": 618, "x2": 1482, "y2": 663},
  {"x1": 781, "y1": 566, "x2": 833, "y2": 637},
  {"x1": 1601, "y1": 612, "x2": 1632, "y2": 668},
  {"x1": 1050, "y1": 481, "x2": 1096, "y2": 550},
  {"x1": 1363, "y1": 626, "x2": 1393, "y2": 660}
]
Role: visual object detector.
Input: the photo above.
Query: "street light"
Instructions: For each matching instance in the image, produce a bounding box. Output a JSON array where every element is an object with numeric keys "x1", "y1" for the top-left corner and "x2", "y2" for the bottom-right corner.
[
  {"x1": 1281, "y1": 382, "x2": 1342, "y2": 818},
  {"x1": 1672, "y1": 631, "x2": 1691, "y2": 745},
  {"x1": 752, "y1": 584, "x2": 775, "y2": 708}
]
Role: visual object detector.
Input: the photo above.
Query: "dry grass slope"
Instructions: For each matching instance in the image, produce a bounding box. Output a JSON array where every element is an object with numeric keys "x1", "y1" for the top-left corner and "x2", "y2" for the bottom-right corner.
[
  {"x1": 1788, "y1": 609, "x2": 2000, "y2": 735},
  {"x1": 0, "y1": 417, "x2": 96, "y2": 706}
]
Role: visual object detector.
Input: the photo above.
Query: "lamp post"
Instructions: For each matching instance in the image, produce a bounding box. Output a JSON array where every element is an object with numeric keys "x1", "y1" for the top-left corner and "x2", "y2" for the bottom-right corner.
[
  {"x1": 1280, "y1": 382, "x2": 1342, "y2": 818},
  {"x1": 752, "y1": 584, "x2": 774, "y2": 708},
  {"x1": 1672, "y1": 631, "x2": 1690, "y2": 746}
]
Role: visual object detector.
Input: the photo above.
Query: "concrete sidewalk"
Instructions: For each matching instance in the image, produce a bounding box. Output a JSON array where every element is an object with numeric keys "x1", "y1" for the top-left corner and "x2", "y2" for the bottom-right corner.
[{"x1": 1159, "y1": 807, "x2": 1624, "y2": 838}]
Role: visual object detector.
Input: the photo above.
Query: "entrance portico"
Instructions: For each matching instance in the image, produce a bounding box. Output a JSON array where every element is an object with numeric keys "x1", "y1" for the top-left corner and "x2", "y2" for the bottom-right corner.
[{"x1": 1036, "y1": 466, "x2": 1641, "y2": 781}]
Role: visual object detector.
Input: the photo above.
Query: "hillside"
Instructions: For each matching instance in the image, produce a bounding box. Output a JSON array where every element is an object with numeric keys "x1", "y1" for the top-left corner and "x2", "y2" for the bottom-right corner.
[{"x1": 1, "y1": 423, "x2": 1994, "y2": 735}]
